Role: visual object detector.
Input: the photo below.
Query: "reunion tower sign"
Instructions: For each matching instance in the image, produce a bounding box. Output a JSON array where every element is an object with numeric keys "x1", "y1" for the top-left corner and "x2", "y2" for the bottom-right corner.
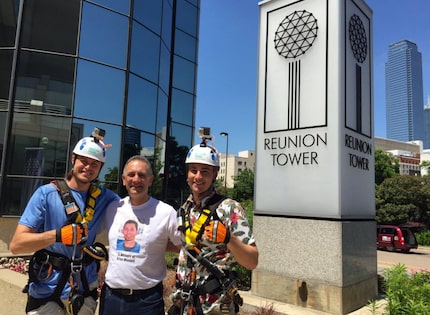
[{"x1": 255, "y1": 0, "x2": 374, "y2": 219}]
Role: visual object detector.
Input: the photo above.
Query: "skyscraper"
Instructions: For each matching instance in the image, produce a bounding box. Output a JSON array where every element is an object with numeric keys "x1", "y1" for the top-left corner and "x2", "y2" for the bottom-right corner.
[
  {"x1": 385, "y1": 40, "x2": 424, "y2": 143},
  {"x1": 424, "y1": 95, "x2": 430, "y2": 149}
]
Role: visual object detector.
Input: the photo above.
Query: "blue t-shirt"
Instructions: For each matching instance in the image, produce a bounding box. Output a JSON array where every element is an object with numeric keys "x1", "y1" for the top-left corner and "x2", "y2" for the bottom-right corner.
[
  {"x1": 19, "y1": 182, "x2": 119, "y2": 299},
  {"x1": 116, "y1": 239, "x2": 141, "y2": 253}
]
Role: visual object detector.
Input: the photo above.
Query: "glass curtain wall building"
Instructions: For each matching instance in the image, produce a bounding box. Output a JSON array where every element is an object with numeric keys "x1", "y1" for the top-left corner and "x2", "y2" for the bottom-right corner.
[
  {"x1": 385, "y1": 40, "x2": 424, "y2": 143},
  {"x1": 425, "y1": 97, "x2": 430, "y2": 149},
  {"x1": 0, "y1": 0, "x2": 199, "y2": 215}
]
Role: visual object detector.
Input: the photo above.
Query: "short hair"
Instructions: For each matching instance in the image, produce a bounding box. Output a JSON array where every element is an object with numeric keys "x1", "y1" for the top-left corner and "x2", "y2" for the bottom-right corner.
[
  {"x1": 123, "y1": 219, "x2": 138, "y2": 229},
  {"x1": 123, "y1": 155, "x2": 153, "y2": 176}
]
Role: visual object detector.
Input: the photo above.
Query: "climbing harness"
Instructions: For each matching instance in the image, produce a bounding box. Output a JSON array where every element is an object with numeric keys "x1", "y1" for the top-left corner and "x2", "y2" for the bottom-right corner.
[
  {"x1": 25, "y1": 180, "x2": 106, "y2": 314},
  {"x1": 173, "y1": 193, "x2": 243, "y2": 315},
  {"x1": 51, "y1": 179, "x2": 101, "y2": 225}
]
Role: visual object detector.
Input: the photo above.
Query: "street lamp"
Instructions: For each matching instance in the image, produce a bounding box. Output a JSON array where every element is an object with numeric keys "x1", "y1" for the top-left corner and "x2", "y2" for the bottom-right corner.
[{"x1": 220, "y1": 132, "x2": 229, "y2": 193}]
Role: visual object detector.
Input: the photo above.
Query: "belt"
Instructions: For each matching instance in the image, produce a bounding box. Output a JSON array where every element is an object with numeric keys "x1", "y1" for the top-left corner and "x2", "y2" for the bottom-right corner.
[{"x1": 107, "y1": 282, "x2": 162, "y2": 297}]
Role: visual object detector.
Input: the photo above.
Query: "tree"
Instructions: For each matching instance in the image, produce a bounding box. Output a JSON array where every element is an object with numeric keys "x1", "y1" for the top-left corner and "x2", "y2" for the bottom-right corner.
[
  {"x1": 103, "y1": 166, "x2": 119, "y2": 193},
  {"x1": 163, "y1": 136, "x2": 189, "y2": 208},
  {"x1": 231, "y1": 168, "x2": 254, "y2": 202},
  {"x1": 149, "y1": 146, "x2": 164, "y2": 200},
  {"x1": 375, "y1": 149, "x2": 400, "y2": 185},
  {"x1": 214, "y1": 178, "x2": 228, "y2": 196},
  {"x1": 376, "y1": 175, "x2": 430, "y2": 227},
  {"x1": 420, "y1": 160, "x2": 430, "y2": 175}
]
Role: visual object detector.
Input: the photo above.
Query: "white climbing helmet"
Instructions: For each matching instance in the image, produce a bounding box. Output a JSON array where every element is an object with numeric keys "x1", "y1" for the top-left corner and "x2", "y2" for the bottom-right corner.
[
  {"x1": 185, "y1": 144, "x2": 219, "y2": 168},
  {"x1": 73, "y1": 137, "x2": 106, "y2": 163}
]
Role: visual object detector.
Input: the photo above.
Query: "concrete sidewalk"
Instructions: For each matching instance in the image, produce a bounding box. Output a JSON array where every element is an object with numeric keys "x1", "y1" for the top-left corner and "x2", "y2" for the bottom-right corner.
[
  {"x1": 0, "y1": 268, "x2": 28, "y2": 315},
  {"x1": 0, "y1": 267, "x2": 385, "y2": 315},
  {"x1": 238, "y1": 290, "x2": 386, "y2": 315}
]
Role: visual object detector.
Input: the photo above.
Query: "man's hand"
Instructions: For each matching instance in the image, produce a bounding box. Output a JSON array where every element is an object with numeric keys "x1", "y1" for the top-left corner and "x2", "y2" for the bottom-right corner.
[
  {"x1": 204, "y1": 221, "x2": 230, "y2": 244},
  {"x1": 56, "y1": 223, "x2": 88, "y2": 246}
]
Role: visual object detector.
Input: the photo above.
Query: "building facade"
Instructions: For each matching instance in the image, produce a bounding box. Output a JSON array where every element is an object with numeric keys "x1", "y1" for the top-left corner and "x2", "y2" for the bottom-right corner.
[
  {"x1": 423, "y1": 95, "x2": 430, "y2": 149},
  {"x1": 0, "y1": 0, "x2": 200, "y2": 216},
  {"x1": 385, "y1": 40, "x2": 424, "y2": 143},
  {"x1": 375, "y1": 137, "x2": 422, "y2": 176},
  {"x1": 218, "y1": 150, "x2": 255, "y2": 189}
]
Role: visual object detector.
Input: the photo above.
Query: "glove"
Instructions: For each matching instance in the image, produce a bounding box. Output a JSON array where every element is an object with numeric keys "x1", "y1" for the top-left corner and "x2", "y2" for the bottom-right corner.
[
  {"x1": 204, "y1": 221, "x2": 230, "y2": 244},
  {"x1": 56, "y1": 223, "x2": 88, "y2": 246}
]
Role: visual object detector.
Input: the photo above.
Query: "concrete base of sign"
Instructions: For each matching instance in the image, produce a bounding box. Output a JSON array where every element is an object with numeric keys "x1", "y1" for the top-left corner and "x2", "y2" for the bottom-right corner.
[{"x1": 251, "y1": 216, "x2": 377, "y2": 315}]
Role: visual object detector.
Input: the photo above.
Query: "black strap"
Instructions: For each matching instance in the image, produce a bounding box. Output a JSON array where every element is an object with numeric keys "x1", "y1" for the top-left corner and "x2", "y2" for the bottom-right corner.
[
  {"x1": 197, "y1": 193, "x2": 226, "y2": 241},
  {"x1": 52, "y1": 179, "x2": 101, "y2": 225},
  {"x1": 25, "y1": 249, "x2": 71, "y2": 312},
  {"x1": 205, "y1": 193, "x2": 226, "y2": 213},
  {"x1": 51, "y1": 180, "x2": 80, "y2": 224},
  {"x1": 201, "y1": 193, "x2": 226, "y2": 226}
]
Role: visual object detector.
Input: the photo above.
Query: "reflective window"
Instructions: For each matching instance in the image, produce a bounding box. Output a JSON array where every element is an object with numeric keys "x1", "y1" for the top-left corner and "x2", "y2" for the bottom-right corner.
[
  {"x1": 159, "y1": 44, "x2": 171, "y2": 94},
  {"x1": 130, "y1": 22, "x2": 161, "y2": 84},
  {"x1": 171, "y1": 89, "x2": 194, "y2": 126},
  {"x1": 0, "y1": 111, "x2": 6, "y2": 166},
  {"x1": 121, "y1": 127, "x2": 156, "y2": 196},
  {"x1": 171, "y1": 122, "x2": 193, "y2": 148},
  {"x1": 161, "y1": 0, "x2": 173, "y2": 50},
  {"x1": 21, "y1": 0, "x2": 79, "y2": 54},
  {"x1": 15, "y1": 51, "x2": 75, "y2": 115},
  {"x1": 1, "y1": 177, "x2": 51, "y2": 215},
  {"x1": 71, "y1": 119, "x2": 121, "y2": 184},
  {"x1": 133, "y1": 0, "x2": 162, "y2": 34},
  {"x1": 156, "y1": 90, "x2": 168, "y2": 135},
  {"x1": 186, "y1": 0, "x2": 198, "y2": 6},
  {"x1": 0, "y1": 50, "x2": 13, "y2": 109},
  {"x1": 123, "y1": 127, "x2": 156, "y2": 166},
  {"x1": 173, "y1": 56, "x2": 196, "y2": 93},
  {"x1": 80, "y1": 2, "x2": 128, "y2": 68},
  {"x1": 127, "y1": 74, "x2": 157, "y2": 133},
  {"x1": 176, "y1": 0, "x2": 198, "y2": 37},
  {"x1": 74, "y1": 60, "x2": 125, "y2": 124},
  {"x1": 166, "y1": 122, "x2": 191, "y2": 207},
  {"x1": 86, "y1": 0, "x2": 130, "y2": 15},
  {"x1": 0, "y1": 0, "x2": 18, "y2": 47},
  {"x1": 175, "y1": 30, "x2": 197, "y2": 61},
  {"x1": 6, "y1": 113, "x2": 70, "y2": 177}
]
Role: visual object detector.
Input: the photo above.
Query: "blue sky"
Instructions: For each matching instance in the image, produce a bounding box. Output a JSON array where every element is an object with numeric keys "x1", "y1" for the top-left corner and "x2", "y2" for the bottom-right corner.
[{"x1": 195, "y1": 0, "x2": 430, "y2": 155}]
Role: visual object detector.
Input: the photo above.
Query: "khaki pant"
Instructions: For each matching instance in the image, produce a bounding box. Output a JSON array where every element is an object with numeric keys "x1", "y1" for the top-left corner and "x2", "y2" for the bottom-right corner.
[
  {"x1": 27, "y1": 296, "x2": 97, "y2": 315},
  {"x1": 27, "y1": 281, "x2": 98, "y2": 315}
]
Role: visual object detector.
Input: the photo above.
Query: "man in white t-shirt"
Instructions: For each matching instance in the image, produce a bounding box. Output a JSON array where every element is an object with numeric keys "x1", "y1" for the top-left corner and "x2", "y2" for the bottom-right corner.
[{"x1": 99, "y1": 155, "x2": 182, "y2": 315}]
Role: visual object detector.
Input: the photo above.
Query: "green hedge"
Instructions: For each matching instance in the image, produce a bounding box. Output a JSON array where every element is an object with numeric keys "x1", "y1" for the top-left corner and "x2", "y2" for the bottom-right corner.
[{"x1": 416, "y1": 230, "x2": 430, "y2": 246}]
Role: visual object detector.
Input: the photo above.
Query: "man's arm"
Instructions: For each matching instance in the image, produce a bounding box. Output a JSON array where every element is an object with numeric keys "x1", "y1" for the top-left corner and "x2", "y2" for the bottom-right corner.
[
  {"x1": 10, "y1": 224, "x2": 56, "y2": 254},
  {"x1": 10, "y1": 223, "x2": 88, "y2": 254},
  {"x1": 227, "y1": 235, "x2": 258, "y2": 270}
]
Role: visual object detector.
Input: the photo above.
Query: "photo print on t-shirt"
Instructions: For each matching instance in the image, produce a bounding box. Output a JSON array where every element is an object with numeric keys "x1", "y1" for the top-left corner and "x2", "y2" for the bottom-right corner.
[{"x1": 116, "y1": 219, "x2": 142, "y2": 253}]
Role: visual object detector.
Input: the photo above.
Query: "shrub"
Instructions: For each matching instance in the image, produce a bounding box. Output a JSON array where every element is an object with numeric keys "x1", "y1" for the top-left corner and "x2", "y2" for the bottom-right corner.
[
  {"x1": 415, "y1": 230, "x2": 430, "y2": 246},
  {"x1": 382, "y1": 264, "x2": 430, "y2": 314},
  {"x1": 232, "y1": 264, "x2": 252, "y2": 290},
  {"x1": 165, "y1": 252, "x2": 179, "y2": 269}
]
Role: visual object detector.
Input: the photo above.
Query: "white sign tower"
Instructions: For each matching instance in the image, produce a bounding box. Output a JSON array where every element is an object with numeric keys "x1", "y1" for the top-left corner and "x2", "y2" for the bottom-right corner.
[{"x1": 253, "y1": 0, "x2": 376, "y2": 313}]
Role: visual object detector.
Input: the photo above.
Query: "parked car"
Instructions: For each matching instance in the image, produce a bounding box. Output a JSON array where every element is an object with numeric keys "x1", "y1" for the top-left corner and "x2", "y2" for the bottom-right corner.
[{"x1": 377, "y1": 225, "x2": 418, "y2": 252}]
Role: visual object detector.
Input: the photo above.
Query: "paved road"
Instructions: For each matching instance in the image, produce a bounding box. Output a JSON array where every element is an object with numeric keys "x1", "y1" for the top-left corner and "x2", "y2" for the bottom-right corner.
[{"x1": 377, "y1": 246, "x2": 430, "y2": 271}]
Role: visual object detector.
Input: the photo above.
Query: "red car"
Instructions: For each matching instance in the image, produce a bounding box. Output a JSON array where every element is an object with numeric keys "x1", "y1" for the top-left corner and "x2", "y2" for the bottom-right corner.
[{"x1": 377, "y1": 225, "x2": 418, "y2": 252}]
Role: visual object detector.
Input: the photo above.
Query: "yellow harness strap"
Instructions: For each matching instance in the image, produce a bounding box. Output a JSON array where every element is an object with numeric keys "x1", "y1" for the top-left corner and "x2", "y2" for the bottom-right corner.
[
  {"x1": 76, "y1": 184, "x2": 102, "y2": 224},
  {"x1": 185, "y1": 208, "x2": 212, "y2": 246}
]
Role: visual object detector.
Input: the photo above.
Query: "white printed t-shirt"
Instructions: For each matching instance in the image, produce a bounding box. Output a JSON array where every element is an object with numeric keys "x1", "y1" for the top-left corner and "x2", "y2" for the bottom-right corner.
[{"x1": 104, "y1": 196, "x2": 181, "y2": 289}]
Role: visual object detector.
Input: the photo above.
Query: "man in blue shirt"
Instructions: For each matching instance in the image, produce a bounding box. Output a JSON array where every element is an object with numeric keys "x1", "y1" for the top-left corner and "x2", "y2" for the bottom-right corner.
[{"x1": 10, "y1": 129, "x2": 119, "y2": 315}]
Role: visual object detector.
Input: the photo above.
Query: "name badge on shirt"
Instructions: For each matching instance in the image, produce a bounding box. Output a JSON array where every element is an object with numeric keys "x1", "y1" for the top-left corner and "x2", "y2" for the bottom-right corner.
[{"x1": 65, "y1": 202, "x2": 79, "y2": 215}]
